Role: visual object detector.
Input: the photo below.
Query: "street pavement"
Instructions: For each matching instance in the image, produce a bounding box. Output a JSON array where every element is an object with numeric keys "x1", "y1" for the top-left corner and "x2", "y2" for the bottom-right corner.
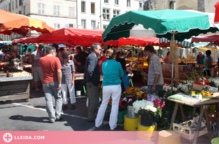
[
  {"x1": 0, "y1": 89, "x2": 124, "y2": 131},
  {"x1": 0, "y1": 89, "x2": 211, "y2": 144}
]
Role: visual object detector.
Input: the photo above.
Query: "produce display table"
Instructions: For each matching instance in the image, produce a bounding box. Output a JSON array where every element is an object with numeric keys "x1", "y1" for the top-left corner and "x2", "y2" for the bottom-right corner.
[
  {"x1": 22, "y1": 63, "x2": 32, "y2": 69},
  {"x1": 0, "y1": 73, "x2": 32, "y2": 102},
  {"x1": 126, "y1": 66, "x2": 148, "y2": 73},
  {"x1": 75, "y1": 73, "x2": 103, "y2": 81},
  {"x1": 0, "y1": 61, "x2": 9, "y2": 66},
  {"x1": 168, "y1": 95, "x2": 219, "y2": 144}
]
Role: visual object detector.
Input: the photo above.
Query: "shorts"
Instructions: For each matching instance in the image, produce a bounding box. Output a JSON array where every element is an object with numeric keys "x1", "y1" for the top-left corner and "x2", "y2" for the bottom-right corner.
[{"x1": 34, "y1": 67, "x2": 43, "y2": 82}]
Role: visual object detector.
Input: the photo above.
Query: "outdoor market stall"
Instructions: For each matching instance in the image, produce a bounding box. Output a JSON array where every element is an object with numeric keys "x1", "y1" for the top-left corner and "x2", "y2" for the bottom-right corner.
[
  {"x1": 0, "y1": 9, "x2": 54, "y2": 102},
  {"x1": 102, "y1": 9, "x2": 219, "y2": 143},
  {"x1": 160, "y1": 79, "x2": 219, "y2": 144}
]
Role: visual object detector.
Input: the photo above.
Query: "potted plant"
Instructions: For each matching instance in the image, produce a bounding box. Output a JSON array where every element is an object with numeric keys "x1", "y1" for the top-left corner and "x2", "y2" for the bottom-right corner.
[
  {"x1": 126, "y1": 96, "x2": 138, "y2": 118},
  {"x1": 133, "y1": 100, "x2": 156, "y2": 126},
  {"x1": 133, "y1": 95, "x2": 165, "y2": 127}
]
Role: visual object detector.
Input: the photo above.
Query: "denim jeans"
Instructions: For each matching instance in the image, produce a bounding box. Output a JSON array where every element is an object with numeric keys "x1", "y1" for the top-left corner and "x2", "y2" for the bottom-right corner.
[
  {"x1": 43, "y1": 82, "x2": 62, "y2": 121},
  {"x1": 147, "y1": 85, "x2": 161, "y2": 95}
]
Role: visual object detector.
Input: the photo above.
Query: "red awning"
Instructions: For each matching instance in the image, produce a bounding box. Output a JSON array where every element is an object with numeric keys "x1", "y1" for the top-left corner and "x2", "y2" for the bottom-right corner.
[
  {"x1": 105, "y1": 36, "x2": 159, "y2": 47},
  {"x1": 215, "y1": 2, "x2": 219, "y2": 23},
  {"x1": 20, "y1": 37, "x2": 40, "y2": 44},
  {"x1": 191, "y1": 35, "x2": 219, "y2": 43},
  {"x1": 0, "y1": 38, "x2": 3, "y2": 41},
  {"x1": 38, "y1": 28, "x2": 104, "y2": 47}
]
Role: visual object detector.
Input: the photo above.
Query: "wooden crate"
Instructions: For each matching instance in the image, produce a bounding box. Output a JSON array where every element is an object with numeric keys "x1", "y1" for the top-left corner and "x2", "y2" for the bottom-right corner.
[
  {"x1": 0, "y1": 80, "x2": 30, "y2": 102},
  {"x1": 173, "y1": 119, "x2": 208, "y2": 141}
]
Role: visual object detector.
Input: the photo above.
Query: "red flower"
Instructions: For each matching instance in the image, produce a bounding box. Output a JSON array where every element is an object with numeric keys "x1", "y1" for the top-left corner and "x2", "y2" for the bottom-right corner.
[
  {"x1": 119, "y1": 100, "x2": 126, "y2": 108},
  {"x1": 205, "y1": 79, "x2": 209, "y2": 84},
  {"x1": 127, "y1": 96, "x2": 136, "y2": 102}
]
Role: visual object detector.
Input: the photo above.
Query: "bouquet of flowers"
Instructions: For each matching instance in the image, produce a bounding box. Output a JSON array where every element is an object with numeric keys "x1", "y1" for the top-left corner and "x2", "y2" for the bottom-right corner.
[
  {"x1": 159, "y1": 84, "x2": 178, "y2": 97},
  {"x1": 125, "y1": 96, "x2": 136, "y2": 106},
  {"x1": 133, "y1": 94, "x2": 165, "y2": 117},
  {"x1": 109, "y1": 98, "x2": 127, "y2": 111},
  {"x1": 133, "y1": 100, "x2": 157, "y2": 116},
  {"x1": 147, "y1": 94, "x2": 165, "y2": 117}
]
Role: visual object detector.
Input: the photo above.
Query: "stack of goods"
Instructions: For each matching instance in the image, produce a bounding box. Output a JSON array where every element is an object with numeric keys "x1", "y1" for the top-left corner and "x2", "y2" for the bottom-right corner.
[
  {"x1": 125, "y1": 57, "x2": 138, "y2": 63},
  {"x1": 9, "y1": 71, "x2": 31, "y2": 77}
]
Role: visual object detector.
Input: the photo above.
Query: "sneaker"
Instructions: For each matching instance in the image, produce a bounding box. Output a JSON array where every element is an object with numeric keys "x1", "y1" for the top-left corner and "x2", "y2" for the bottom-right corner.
[
  {"x1": 71, "y1": 105, "x2": 76, "y2": 110},
  {"x1": 62, "y1": 105, "x2": 68, "y2": 110},
  {"x1": 55, "y1": 117, "x2": 63, "y2": 122},
  {"x1": 49, "y1": 119, "x2": 55, "y2": 123},
  {"x1": 95, "y1": 122, "x2": 105, "y2": 128}
]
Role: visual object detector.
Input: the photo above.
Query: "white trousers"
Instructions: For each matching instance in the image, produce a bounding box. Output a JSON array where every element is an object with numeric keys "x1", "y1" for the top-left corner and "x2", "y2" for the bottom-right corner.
[
  {"x1": 95, "y1": 85, "x2": 121, "y2": 130},
  {"x1": 61, "y1": 83, "x2": 76, "y2": 104}
]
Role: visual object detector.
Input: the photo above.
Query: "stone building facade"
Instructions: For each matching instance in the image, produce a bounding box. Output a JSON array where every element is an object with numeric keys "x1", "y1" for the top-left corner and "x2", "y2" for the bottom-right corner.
[
  {"x1": 143, "y1": 0, "x2": 218, "y2": 12},
  {"x1": 0, "y1": 0, "x2": 140, "y2": 41}
]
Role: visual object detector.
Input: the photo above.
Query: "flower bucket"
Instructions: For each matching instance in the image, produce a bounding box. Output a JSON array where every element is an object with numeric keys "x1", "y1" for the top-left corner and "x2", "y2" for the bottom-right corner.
[
  {"x1": 127, "y1": 106, "x2": 139, "y2": 118},
  {"x1": 118, "y1": 110, "x2": 127, "y2": 123},
  {"x1": 141, "y1": 113, "x2": 155, "y2": 126}
]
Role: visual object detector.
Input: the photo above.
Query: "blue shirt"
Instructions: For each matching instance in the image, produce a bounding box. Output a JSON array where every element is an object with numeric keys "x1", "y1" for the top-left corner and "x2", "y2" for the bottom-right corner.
[
  {"x1": 102, "y1": 59, "x2": 124, "y2": 86},
  {"x1": 204, "y1": 57, "x2": 210, "y2": 70},
  {"x1": 196, "y1": 55, "x2": 205, "y2": 64}
]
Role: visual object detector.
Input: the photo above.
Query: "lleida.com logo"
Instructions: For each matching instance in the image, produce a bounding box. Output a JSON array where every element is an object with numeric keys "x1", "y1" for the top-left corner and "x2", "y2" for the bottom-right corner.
[
  {"x1": 3, "y1": 133, "x2": 13, "y2": 143},
  {"x1": 3, "y1": 133, "x2": 45, "y2": 142}
]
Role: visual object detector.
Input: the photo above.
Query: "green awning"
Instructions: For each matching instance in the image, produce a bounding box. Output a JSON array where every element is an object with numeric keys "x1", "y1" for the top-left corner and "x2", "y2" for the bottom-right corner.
[{"x1": 103, "y1": 9, "x2": 219, "y2": 42}]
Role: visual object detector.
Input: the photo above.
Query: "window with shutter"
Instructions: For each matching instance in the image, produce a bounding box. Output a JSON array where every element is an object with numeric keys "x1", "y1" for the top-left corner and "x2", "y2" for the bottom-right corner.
[
  {"x1": 127, "y1": 0, "x2": 131, "y2": 7},
  {"x1": 81, "y1": 1, "x2": 85, "y2": 13},
  {"x1": 91, "y1": 21, "x2": 95, "y2": 29},
  {"x1": 91, "y1": 3, "x2": 95, "y2": 14}
]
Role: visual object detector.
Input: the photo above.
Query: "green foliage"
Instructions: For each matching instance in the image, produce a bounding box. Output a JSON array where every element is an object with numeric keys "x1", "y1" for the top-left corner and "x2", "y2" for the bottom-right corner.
[{"x1": 138, "y1": 109, "x2": 157, "y2": 116}]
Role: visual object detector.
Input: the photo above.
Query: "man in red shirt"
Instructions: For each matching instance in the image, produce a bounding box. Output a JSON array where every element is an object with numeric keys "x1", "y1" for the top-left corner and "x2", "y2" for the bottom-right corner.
[{"x1": 39, "y1": 46, "x2": 63, "y2": 123}]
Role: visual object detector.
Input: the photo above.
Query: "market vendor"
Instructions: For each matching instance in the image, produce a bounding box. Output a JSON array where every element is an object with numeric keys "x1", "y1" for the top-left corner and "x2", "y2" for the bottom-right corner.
[
  {"x1": 142, "y1": 45, "x2": 164, "y2": 95},
  {"x1": 98, "y1": 49, "x2": 107, "y2": 74},
  {"x1": 8, "y1": 49, "x2": 20, "y2": 63},
  {"x1": 158, "y1": 47, "x2": 163, "y2": 58},
  {"x1": 117, "y1": 50, "x2": 132, "y2": 91},
  {"x1": 196, "y1": 52, "x2": 205, "y2": 65},
  {"x1": 163, "y1": 51, "x2": 170, "y2": 64},
  {"x1": 126, "y1": 50, "x2": 133, "y2": 58},
  {"x1": 204, "y1": 50, "x2": 215, "y2": 77},
  {"x1": 73, "y1": 46, "x2": 88, "y2": 73},
  {"x1": 138, "y1": 50, "x2": 144, "y2": 57}
]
